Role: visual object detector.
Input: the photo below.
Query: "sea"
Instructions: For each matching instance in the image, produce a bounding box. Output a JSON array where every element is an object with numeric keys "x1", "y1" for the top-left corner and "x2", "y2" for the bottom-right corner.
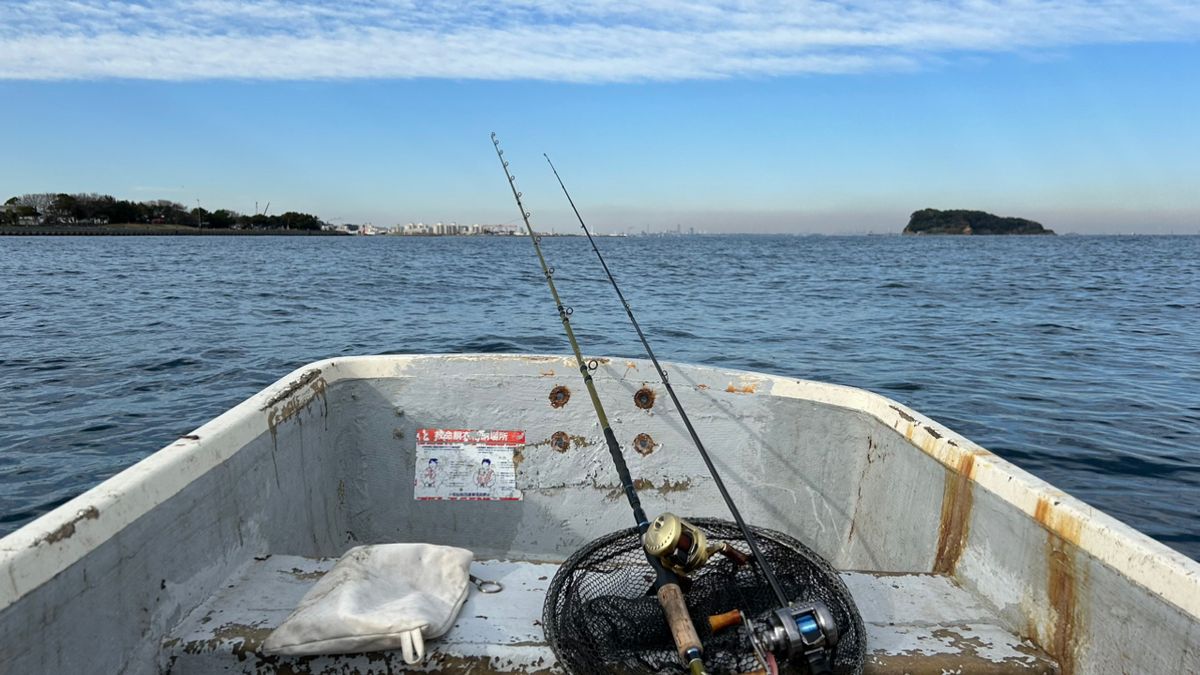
[{"x1": 1, "y1": 234, "x2": 1197, "y2": 560}]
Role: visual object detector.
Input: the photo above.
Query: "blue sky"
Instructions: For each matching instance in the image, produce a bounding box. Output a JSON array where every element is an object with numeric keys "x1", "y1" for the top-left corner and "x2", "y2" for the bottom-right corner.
[{"x1": 2, "y1": 1, "x2": 1198, "y2": 233}]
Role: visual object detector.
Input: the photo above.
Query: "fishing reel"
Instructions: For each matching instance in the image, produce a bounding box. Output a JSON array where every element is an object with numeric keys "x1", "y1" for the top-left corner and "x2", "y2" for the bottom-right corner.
[
  {"x1": 709, "y1": 602, "x2": 840, "y2": 674},
  {"x1": 642, "y1": 513, "x2": 750, "y2": 576},
  {"x1": 755, "y1": 602, "x2": 839, "y2": 674}
]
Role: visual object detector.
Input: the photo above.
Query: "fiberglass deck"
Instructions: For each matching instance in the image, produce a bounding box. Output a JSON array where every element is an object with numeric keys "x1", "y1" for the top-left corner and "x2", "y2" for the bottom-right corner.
[{"x1": 161, "y1": 556, "x2": 1057, "y2": 674}]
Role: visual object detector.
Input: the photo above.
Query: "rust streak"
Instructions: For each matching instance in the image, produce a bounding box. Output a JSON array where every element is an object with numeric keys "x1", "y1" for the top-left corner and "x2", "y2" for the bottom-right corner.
[
  {"x1": 1034, "y1": 496, "x2": 1083, "y2": 547},
  {"x1": 1046, "y1": 534, "x2": 1081, "y2": 675},
  {"x1": 932, "y1": 454, "x2": 975, "y2": 576}
]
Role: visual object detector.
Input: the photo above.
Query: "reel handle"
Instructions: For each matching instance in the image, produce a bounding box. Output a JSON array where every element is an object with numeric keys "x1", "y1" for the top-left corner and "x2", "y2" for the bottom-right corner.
[
  {"x1": 716, "y1": 542, "x2": 752, "y2": 567},
  {"x1": 657, "y1": 582, "x2": 707, "y2": 673},
  {"x1": 708, "y1": 609, "x2": 743, "y2": 634}
]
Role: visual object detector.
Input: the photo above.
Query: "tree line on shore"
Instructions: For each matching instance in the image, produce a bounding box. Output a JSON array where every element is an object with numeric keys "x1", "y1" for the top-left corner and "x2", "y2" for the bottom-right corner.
[{"x1": 2, "y1": 193, "x2": 325, "y2": 231}]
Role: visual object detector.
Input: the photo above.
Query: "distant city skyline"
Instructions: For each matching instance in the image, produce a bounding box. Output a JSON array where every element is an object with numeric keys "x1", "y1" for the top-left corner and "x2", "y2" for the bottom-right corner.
[{"x1": 2, "y1": 2, "x2": 1198, "y2": 234}]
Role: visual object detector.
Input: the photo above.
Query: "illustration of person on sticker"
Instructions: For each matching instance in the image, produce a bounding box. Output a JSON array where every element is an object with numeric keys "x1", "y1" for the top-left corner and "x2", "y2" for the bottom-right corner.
[
  {"x1": 474, "y1": 458, "x2": 496, "y2": 490},
  {"x1": 421, "y1": 458, "x2": 439, "y2": 487}
]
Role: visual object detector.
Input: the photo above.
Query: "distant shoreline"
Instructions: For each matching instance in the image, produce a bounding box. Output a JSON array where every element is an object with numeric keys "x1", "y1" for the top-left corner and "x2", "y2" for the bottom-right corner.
[
  {"x1": 0, "y1": 224, "x2": 347, "y2": 236},
  {"x1": 2, "y1": 226, "x2": 1194, "y2": 238}
]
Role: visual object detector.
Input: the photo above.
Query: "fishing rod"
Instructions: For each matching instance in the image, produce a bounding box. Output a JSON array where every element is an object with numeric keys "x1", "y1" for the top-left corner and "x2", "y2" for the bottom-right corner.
[
  {"x1": 490, "y1": 133, "x2": 709, "y2": 675},
  {"x1": 544, "y1": 154, "x2": 840, "y2": 674}
]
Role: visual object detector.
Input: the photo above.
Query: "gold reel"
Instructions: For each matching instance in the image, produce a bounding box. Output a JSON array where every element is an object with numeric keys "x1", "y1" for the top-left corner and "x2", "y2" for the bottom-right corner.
[{"x1": 643, "y1": 513, "x2": 750, "y2": 575}]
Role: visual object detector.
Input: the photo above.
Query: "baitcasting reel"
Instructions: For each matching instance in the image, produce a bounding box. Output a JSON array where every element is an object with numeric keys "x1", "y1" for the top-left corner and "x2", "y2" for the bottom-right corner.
[
  {"x1": 756, "y1": 602, "x2": 839, "y2": 674},
  {"x1": 643, "y1": 513, "x2": 751, "y2": 575}
]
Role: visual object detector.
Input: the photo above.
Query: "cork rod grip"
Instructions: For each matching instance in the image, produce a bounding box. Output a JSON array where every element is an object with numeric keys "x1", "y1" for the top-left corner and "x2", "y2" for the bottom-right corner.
[{"x1": 657, "y1": 582, "x2": 702, "y2": 661}]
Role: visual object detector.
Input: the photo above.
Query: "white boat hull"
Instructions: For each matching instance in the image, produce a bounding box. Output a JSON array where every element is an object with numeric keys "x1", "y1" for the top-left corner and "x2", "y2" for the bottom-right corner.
[{"x1": 1, "y1": 354, "x2": 1196, "y2": 673}]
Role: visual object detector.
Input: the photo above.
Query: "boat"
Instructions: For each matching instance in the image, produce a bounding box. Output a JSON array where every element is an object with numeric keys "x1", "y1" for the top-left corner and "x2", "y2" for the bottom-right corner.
[{"x1": 1, "y1": 353, "x2": 1196, "y2": 673}]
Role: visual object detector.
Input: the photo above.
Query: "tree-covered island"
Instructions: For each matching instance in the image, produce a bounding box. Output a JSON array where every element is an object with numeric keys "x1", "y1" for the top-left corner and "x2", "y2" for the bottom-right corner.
[
  {"x1": 2, "y1": 193, "x2": 330, "y2": 233},
  {"x1": 903, "y1": 208, "x2": 1055, "y2": 235}
]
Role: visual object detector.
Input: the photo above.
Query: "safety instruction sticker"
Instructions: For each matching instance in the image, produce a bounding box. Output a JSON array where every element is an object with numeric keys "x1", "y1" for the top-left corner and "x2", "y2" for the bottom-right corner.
[{"x1": 414, "y1": 429, "x2": 524, "y2": 501}]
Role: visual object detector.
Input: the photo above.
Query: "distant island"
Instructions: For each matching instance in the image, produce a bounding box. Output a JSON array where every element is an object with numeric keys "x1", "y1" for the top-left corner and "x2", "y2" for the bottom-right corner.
[{"x1": 903, "y1": 209, "x2": 1055, "y2": 235}]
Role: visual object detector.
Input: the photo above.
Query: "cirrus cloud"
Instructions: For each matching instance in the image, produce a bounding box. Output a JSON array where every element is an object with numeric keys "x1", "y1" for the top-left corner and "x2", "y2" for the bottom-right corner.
[{"x1": 1, "y1": 1, "x2": 1198, "y2": 81}]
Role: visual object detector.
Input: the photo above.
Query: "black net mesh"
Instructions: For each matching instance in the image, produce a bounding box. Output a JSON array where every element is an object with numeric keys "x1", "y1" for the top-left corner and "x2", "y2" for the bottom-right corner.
[{"x1": 543, "y1": 518, "x2": 865, "y2": 674}]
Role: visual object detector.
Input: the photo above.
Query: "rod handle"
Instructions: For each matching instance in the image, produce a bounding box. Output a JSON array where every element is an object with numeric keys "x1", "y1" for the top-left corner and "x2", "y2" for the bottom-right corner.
[
  {"x1": 657, "y1": 582, "x2": 703, "y2": 663},
  {"x1": 708, "y1": 609, "x2": 743, "y2": 634}
]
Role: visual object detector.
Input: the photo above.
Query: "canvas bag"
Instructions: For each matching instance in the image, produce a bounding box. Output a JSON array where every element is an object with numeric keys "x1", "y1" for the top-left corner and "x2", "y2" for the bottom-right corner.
[{"x1": 261, "y1": 543, "x2": 473, "y2": 663}]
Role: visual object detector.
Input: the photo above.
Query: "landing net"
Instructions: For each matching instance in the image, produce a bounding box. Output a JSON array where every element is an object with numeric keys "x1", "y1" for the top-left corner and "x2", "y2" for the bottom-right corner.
[{"x1": 543, "y1": 518, "x2": 865, "y2": 674}]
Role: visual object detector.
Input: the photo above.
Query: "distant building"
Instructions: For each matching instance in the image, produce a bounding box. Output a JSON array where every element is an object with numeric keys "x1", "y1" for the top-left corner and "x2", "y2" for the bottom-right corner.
[{"x1": 391, "y1": 221, "x2": 519, "y2": 236}]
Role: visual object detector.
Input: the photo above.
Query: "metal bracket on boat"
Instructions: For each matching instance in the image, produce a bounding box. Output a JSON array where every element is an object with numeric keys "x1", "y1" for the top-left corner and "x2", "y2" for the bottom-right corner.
[{"x1": 469, "y1": 574, "x2": 503, "y2": 594}]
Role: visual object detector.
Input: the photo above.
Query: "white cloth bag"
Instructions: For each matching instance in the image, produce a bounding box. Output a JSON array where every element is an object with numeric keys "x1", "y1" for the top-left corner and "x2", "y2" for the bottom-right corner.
[{"x1": 261, "y1": 543, "x2": 474, "y2": 663}]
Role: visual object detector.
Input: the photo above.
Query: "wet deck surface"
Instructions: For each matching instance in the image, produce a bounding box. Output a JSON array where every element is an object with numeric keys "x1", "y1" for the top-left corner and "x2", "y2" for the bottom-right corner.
[{"x1": 163, "y1": 556, "x2": 1056, "y2": 674}]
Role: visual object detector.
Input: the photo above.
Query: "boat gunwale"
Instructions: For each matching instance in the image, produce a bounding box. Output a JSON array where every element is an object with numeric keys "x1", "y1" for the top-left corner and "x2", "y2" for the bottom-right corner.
[{"x1": 1, "y1": 353, "x2": 1196, "y2": 622}]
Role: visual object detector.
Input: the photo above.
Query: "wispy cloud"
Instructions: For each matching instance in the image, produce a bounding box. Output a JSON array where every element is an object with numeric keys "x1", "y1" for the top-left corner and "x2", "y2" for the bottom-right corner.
[{"x1": 2, "y1": 1, "x2": 1198, "y2": 81}]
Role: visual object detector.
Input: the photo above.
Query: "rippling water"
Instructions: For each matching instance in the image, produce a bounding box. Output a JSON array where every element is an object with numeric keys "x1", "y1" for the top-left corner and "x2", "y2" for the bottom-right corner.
[{"x1": 1, "y1": 235, "x2": 1197, "y2": 559}]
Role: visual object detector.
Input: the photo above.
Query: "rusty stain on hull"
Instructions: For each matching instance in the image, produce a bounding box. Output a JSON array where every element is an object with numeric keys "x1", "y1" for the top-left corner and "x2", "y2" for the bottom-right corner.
[
  {"x1": 1032, "y1": 495, "x2": 1085, "y2": 675},
  {"x1": 30, "y1": 506, "x2": 100, "y2": 548},
  {"x1": 1034, "y1": 495, "x2": 1084, "y2": 548},
  {"x1": 725, "y1": 383, "x2": 756, "y2": 394},
  {"x1": 549, "y1": 431, "x2": 571, "y2": 453},
  {"x1": 1046, "y1": 536, "x2": 1081, "y2": 675},
  {"x1": 933, "y1": 453, "x2": 975, "y2": 575},
  {"x1": 633, "y1": 433, "x2": 657, "y2": 456},
  {"x1": 605, "y1": 477, "x2": 693, "y2": 500},
  {"x1": 621, "y1": 361, "x2": 640, "y2": 378},
  {"x1": 548, "y1": 385, "x2": 570, "y2": 408},
  {"x1": 634, "y1": 387, "x2": 656, "y2": 410},
  {"x1": 524, "y1": 433, "x2": 589, "y2": 452}
]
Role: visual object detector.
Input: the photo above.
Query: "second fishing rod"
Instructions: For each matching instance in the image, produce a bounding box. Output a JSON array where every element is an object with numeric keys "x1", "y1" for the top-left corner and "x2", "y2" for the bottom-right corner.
[
  {"x1": 490, "y1": 133, "x2": 709, "y2": 675},
  {"x1": 544, "y1": 154, "x2": 840, "y2": 675}
]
